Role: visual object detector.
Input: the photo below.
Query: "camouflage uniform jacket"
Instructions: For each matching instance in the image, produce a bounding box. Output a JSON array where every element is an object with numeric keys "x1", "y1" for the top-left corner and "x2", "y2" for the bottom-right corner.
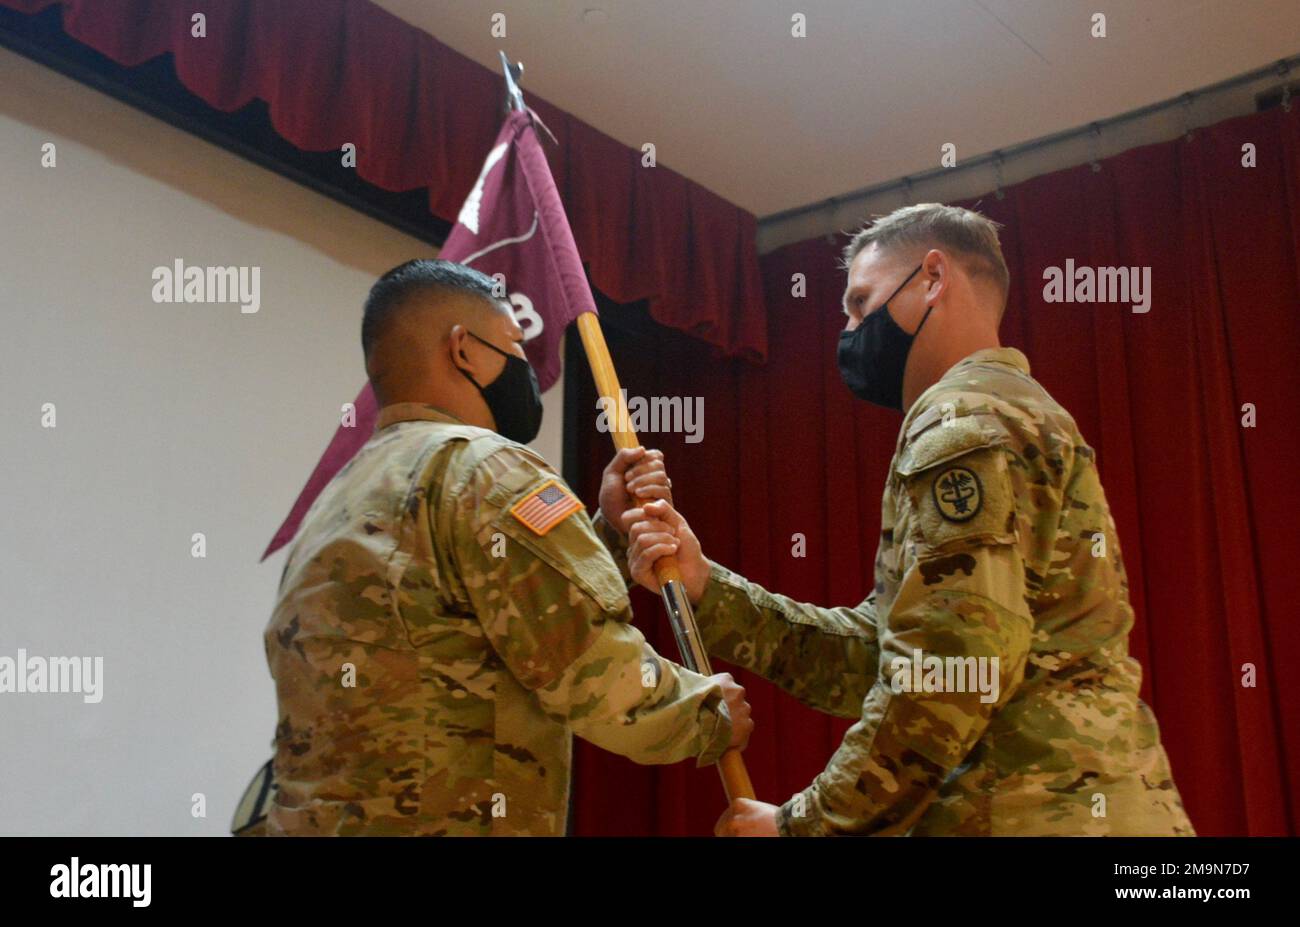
[
  {"x1": 263, "y1": 403, "x2": 732, "y2": 836},
  {"x1": 692, "y1": 348, "x2": 1194, "y2": 836}
]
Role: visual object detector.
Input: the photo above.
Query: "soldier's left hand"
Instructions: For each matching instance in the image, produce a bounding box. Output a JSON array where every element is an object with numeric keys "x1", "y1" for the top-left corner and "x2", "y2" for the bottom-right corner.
[
  {"x1": 599, "y1": 446, "x2": 672, "y2": 534},
  {"x1": 715, "y1": 798, "x2": 780, "y2": 837}
]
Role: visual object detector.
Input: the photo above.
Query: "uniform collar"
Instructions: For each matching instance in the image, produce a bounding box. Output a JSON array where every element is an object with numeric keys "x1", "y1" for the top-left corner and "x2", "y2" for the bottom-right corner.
[
  {"x1": 900, "y1": 347, "x2": 1032, "y2": 443},
  {"x1": 374, "y1": 402, "x2": 468, "y2": 431},
  {"x1": 941, "y1": 346, "x2": 1031, "y2": 381}
]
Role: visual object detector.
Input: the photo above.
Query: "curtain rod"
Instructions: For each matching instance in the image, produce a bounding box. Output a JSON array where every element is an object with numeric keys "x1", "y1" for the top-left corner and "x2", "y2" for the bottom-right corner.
[{"x1": 760, "y1": 54, "x2": 1300, "y2": 228}]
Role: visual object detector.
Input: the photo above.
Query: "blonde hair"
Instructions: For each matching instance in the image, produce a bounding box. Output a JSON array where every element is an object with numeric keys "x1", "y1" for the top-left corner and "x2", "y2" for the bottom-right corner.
[{"x1": 842, "y1": 203, "x2": 1009, "y2": 302}]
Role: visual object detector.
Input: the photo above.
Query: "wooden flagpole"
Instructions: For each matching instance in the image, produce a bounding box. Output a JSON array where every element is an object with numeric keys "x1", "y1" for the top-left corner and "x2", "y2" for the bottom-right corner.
[
  {"x1": 502, "y1": 53, "x2": 755, "y2": 804},
  {"x1": 574, "y1": 312, "x2": 756, "y2": 803}
]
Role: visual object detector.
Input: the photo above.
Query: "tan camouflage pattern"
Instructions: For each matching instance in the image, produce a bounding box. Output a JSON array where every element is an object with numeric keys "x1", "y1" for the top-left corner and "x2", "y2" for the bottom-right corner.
[
  {"x1": 692, "y1": 348, "x2": 1194, "y2": 836},
  {"x1": 264, "y1": 403, "x2": 732, "y2": 836}
]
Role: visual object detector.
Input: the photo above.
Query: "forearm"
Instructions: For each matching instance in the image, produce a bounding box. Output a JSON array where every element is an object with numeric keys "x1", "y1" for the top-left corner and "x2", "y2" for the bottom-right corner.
[
  {"x1": 694, "y1": 562, "x2": 878, "y2": 718},
  {"x1": 537, "y1": 619, "x2": 731, "y2": 767},
  {"x1": 778, "y1": 587, "x2": 1032, "y2": 836},
  {"x1": 777, "y1": 685, "x2": 952, "y2": 836}
]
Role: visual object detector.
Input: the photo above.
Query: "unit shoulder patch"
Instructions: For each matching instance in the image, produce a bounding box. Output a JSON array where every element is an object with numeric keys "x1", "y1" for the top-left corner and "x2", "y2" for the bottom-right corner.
[
  {"x1": 931, "y1": 466, "x2": 983, "y2": 522},
  {"x1": 509, "y1": 479, "x2": 584, "y2": 536}
]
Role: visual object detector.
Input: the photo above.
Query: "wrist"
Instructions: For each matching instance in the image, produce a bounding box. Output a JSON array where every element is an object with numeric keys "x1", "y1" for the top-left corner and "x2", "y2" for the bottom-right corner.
[
  {"x1": 686, "y1": 558, "x2": 711, "y2": 605},
  {"x1": 592, "y1": 509, "x2": 625, "y2": 544},
  {"x1": 695, "y1": 695, "x2": 733, "y2": 768},
  {"x1": 594, "y1": 506, "x2": 623, "y2": 534},
  {"x1": 777, "y1": 790, "x2": 823, "y2": 837}
]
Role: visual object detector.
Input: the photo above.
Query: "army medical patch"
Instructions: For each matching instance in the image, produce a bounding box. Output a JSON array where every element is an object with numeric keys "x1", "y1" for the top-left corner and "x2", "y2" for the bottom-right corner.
[
  {"x1": 510, "y1": 480, "x2": 584, "y2": 536},
  {"x1": 932, "y1": 466, "x2": 982, "y2": 522}
]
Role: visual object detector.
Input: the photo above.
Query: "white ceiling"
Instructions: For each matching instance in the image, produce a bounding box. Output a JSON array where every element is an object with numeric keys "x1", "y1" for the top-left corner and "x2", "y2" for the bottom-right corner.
[{"x1": 372, "y1": 0, "x2": 1300, "y2": 217}]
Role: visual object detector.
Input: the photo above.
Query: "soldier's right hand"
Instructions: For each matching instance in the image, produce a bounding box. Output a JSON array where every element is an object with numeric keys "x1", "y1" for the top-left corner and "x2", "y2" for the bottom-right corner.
[
  {"x1": 623, "y1": 499, "x2": 710, "y2": 604},
  {"x1": 712, "y1": 672, "x2": 753, "y2": 751}
]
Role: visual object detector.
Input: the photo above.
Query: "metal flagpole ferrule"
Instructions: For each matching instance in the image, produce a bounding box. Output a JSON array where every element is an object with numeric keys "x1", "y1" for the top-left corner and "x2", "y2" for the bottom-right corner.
[{"x1": 660, "y1": 579, "x2": 711, "y2": 675}]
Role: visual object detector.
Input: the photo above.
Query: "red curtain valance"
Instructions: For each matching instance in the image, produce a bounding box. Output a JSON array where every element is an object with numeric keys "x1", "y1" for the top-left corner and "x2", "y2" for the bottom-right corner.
[{"x1": 2, "y1": 0, "x2": 768, "y2": 361}]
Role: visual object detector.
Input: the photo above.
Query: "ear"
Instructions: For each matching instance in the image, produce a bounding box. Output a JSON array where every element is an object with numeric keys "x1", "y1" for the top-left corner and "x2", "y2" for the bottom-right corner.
[
  {"x1": 447, "y1": 324, "x2": 471, "y2": 371},
  {"x1": 922, "y1": 248, "x2": 948, "y2": 304}
]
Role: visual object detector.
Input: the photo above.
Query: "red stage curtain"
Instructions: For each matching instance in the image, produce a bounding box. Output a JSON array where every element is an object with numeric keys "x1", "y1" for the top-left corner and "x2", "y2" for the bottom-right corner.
[
  {"x1": 12, "y1": 0, "x2": 1293, "y2": 836},
  {"x1": 0, "y1": 0, "x2": 767, "y2": 362},
  {"x1": 571, "y1": 103, "x2": 1300, "y2": 836}
]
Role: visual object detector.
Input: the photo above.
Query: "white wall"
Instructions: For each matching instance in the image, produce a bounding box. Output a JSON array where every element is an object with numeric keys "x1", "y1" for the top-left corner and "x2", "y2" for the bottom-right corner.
[{"x1": 0, "y1": 47, "x2": 565, "y2": 835}]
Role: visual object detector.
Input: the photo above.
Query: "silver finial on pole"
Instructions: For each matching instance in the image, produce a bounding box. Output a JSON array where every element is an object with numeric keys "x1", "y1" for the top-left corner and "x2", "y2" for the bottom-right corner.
[{"x1": 499, "y1": 51, "x2": 525, "y2": 113}]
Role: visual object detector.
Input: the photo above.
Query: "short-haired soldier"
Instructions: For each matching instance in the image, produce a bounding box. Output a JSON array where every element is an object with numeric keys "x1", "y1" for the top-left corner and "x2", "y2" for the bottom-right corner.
[
  {"x1": 263, "y1": 259, "x2": 752, "y2": 835},
  {"x1": 624, "y1": 205, "x2": 1194, "y2": 837}
]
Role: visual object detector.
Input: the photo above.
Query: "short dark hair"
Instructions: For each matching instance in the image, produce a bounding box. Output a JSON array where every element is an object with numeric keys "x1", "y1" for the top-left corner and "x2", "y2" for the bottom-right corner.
[{"x1": 361, "y1": 259, "x2": 500, "y2": 357}]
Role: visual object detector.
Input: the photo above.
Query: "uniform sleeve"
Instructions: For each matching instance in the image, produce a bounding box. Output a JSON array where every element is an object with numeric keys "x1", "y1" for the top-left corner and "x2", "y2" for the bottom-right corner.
[
  {"x1": 589, "y1": 510, "x2": 633, "y2": 588},
  {"x1": 441, "y1": 444, "x2": 732, "y2": 768},
  {"x1": 692, "y1": 562, "x2": 879, "y2": 720},
  {"x1": 778, "y1": 434, "x2": 1033, "y2": 836}
]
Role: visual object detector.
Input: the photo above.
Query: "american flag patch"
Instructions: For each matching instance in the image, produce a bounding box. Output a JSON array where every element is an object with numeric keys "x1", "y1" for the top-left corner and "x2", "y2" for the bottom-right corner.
[{"x1": 509, "y1": 480, "x2": 584, "y2": 536}]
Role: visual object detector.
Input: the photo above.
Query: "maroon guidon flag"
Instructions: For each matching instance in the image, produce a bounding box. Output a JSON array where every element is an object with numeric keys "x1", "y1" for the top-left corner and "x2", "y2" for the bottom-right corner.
[{"x1": 262, "y1": 108, "x2": 596, "y2": 559}]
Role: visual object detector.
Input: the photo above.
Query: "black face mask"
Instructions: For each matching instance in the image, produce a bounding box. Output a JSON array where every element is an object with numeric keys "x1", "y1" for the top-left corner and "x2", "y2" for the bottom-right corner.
[
  {"x1": 458, "y1": 331, "x2": 543, "y2": 444},
  {"x1": 836, "y1": 264, "x2": 933, "y2": 412}
]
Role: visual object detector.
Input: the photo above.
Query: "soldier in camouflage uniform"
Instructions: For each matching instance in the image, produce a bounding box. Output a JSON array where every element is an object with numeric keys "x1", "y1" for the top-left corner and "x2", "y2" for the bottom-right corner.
[
  {"x1": 623, "y1": 204, "x2": 1194, "y2": 837},
  {"x1": 261, "y1": 259, "x2": 751, "y2": 836}
]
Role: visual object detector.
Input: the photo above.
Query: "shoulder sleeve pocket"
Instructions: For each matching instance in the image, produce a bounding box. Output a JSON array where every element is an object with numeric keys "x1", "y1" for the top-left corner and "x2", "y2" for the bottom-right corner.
[
  {"x1": 896, "y1": 414, "x2": 1017, "y2": 554},
  {"x1": 486, "y1": 481, "x2": 631, "y2": 618}
]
